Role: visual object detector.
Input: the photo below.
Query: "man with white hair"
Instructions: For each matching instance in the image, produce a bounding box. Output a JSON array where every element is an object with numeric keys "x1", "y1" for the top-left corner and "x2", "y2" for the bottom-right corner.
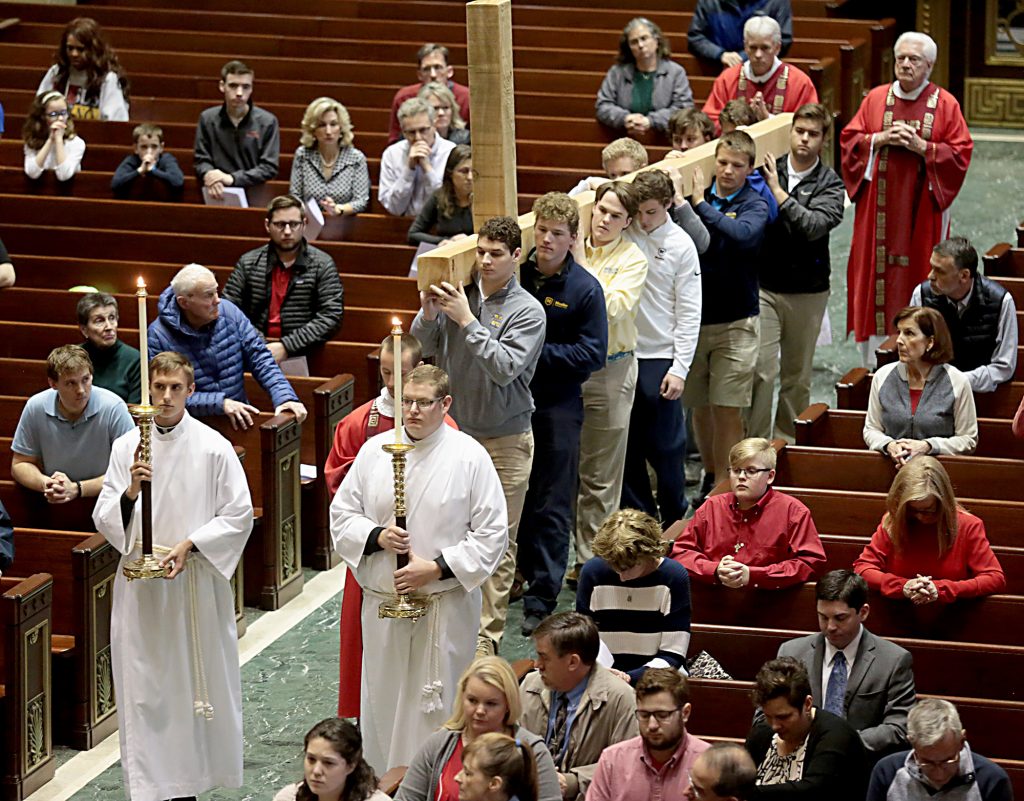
[
  {"x1": 867, "y1": 698, "x2": 1012, "y2": 801},
  {"x1": 841, "y1": 32, "x2": 973, "y2": 361},
  {"x1": 702, "y1": 16, "x2": 818, "y2": 132},
  {"x1": 378, "y1": 96, "x2": 456, "y2": 216},
  {"x1": 148, "y1": 263, "x2": 307, "y2": 429}
]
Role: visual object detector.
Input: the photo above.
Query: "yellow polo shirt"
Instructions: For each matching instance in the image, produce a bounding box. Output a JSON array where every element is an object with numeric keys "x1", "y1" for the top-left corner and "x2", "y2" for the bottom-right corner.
[{"x1": 584, "y1": 235, "x2": 648, "y2": 356}]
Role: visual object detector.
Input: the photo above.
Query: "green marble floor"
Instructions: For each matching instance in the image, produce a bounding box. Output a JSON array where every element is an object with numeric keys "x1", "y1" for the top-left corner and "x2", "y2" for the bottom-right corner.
[{"x1": 53, "y1": 130, "x2": 1024, "y2": 801}]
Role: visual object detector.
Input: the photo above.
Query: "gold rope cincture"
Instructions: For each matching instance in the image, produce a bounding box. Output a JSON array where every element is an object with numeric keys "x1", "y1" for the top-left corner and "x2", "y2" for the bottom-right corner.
[
  {"x1": 134, "y1": 543, "x2": 214, "y2": 720},
  {"x1": 363, "y1": 585, "x2": 460, "y2": 713}
]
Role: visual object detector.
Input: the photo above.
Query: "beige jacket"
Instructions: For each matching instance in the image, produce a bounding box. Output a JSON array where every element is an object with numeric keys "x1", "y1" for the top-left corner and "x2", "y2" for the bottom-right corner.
[{"x1": 520, "y1": 665, "x2": 639, "y2": 801}]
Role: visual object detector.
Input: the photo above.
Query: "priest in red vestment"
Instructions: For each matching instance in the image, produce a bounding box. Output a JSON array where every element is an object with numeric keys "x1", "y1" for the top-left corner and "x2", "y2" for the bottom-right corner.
[
  {"x1": 324, "y1": 333, "x2": 456, "y2": 717},
  {"x1": 841, "y1": 32, "x2": 973, "y2": 347},
  {"x1": 702, "y1": 16, "x2": 818, "y2": 132}
]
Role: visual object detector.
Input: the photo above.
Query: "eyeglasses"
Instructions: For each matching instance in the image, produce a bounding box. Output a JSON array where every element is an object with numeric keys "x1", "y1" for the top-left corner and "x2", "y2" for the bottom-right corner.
[
  {"x1": 635, "y1": 707, "x2": 682, "y2": 723},
  {"x1": 47, "y1": 110, "x2": 70, "y2": 119},
  {"x1": 401, "y1": 397, "x2": 443, "y2": 411},
  {"x1": 728, "y1": 467, "x2": 772, "y2": 479},
  {"x1": 270, "y1": 220, "x2": 304, "y2": 231},
  {"x1": 913, "y1": 751, "x2": 961, "y2": 770}
]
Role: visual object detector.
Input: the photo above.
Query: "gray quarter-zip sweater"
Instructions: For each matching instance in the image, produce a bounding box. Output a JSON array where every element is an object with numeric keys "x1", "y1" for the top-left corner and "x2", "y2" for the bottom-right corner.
[{"x1": 412, "y1": 276, "x2": 546, "y2": 438}]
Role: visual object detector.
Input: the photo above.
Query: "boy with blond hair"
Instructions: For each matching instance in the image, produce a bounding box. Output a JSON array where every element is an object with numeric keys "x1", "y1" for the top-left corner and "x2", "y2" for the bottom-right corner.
[
  {"x1": 578, "y1": 508, "x2": 692, "y2": 682},
  {"x1": 669, "y1": 437, "x2": 825, "y2": 588}
]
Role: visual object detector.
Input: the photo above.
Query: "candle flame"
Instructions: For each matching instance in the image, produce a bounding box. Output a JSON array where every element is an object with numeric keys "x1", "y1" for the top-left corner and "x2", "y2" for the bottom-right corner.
[
  {"x1": 137, "y1": 276, "x2": 146, "y2": 290},
  {"x1": 391, "y1": 317, "x2": 403, "y2": 335}
]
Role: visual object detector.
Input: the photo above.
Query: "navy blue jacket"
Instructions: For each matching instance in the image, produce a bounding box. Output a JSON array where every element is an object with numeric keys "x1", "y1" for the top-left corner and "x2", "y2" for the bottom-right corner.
[
  {"x1": 695, "y1": 182, "x2": 770, "y2": 325},
  {"x1": 0, "y1": 498, "x2": 12, "y2": 572},
  {"x1": 148, "y1": 286, "x2": 298, "y2": 417},
  {"x1": 521, "y1": 250, "x2": 608, "y2": 407},
  {"x1": 688, "y1": 0, "x2": 793, "y2": 62}
]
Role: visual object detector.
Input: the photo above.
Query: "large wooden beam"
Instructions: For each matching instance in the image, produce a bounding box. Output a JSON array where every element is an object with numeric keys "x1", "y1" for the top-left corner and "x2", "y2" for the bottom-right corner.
[
  {"x1": 417, "y1": 114, "x2": 795, "y2": 290},
  {"x1": 466, "y1": 0, "x2": 517, "y2": 228}
]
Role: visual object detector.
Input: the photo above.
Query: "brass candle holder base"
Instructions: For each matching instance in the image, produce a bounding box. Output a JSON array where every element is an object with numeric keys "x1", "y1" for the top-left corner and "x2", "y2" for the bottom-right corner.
[
  {"x1": 378, "y1": 441, "x2": 428, "y2": 621},
  {"x1": 123, "y1": 553, "x2": 170, "y2": 581},
  {"x1": 378, "y1": 593, "x2": 429, "y2": 620}
]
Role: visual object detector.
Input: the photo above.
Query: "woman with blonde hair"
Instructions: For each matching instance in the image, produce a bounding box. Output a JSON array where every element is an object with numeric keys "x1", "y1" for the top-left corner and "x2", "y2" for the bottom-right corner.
[
  {"x1": 395, "y1": 656, "x2": 560, "y2": 801},
  {"x1": 456, "y1": 733, "x2": 539, "y2": 801},
  {"x1": 23, "y1": 91, "x2": 85, "y2": 181},
  {"x1": 418, "y1": 81, "x2": 470, "y2": 144},
  {"x1": 290, "y1": 96, "x2": 369, "y2": 217},
  {"x1": 575, "y1": 509, "x2": 690, "y2": 682},
  {"x1": 854, "y1": 456, "x2": 1005, "y2": 603}
]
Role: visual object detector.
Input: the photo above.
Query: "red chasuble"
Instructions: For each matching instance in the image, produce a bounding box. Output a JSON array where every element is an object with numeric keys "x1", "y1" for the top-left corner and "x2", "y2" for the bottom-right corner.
[
  {"x1": 702, "y1": 61, "x2": 818, "y2": 130},
  {"x1": 841, "y1": 83, "x2": 973, "y2": 341},
  {"x1": 325, "y1": 400, "x2": 458, "y2": 718}
]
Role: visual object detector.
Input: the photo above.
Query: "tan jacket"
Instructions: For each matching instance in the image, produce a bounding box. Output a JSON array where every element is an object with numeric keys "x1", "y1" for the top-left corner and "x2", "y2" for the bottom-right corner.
[{"x1": 520, "y1": 665, "x2": 639, "y2": 801}]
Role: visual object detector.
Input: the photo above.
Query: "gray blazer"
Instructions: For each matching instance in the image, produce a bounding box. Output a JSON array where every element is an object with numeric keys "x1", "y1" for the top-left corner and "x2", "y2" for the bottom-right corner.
[
  {"x1": 777, "y1": 628, "x2": 915, "y2": 755},
  {"x1": 394, "y1": 726, "x2": 561, "y2": 801},
  {"x1": 595, "y1": 60, "x2": 694, "y2": 132}
]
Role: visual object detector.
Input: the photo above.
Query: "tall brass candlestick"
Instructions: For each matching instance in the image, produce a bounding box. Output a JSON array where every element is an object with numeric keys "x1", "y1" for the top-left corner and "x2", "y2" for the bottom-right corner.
[
  {"x1": 123, "y1": 371, "x2": 167, "y2": 580},
  {"x1": 377, "y1": 441, "x2": 426, "y2": 619}
]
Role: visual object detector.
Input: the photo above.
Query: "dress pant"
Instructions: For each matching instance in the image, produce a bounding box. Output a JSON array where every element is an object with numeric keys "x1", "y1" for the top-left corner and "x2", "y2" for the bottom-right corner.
[
  {"x1": 621, "y1": 358, "x2": 687, "y2": 527},
  {"x1": 518, "y1": 396, "x2": 584, "y2": 617},
  {"x1": 749, "y1": 289, "x2": 830, "y2": 442},
  {"x1": 575, "y1": 353, "x2": 637, "y2": 569},
  {"x1": 476, "y1": 429, "x2": 534, "y2": 650}
]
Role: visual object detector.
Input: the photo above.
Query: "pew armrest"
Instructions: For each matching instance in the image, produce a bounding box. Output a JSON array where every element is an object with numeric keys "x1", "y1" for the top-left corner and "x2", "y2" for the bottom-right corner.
[
  {"x1": 378, "y1": 767, "x2": 408, "y2": 797},
  {"x1": 794, "y1": 403, "x2": 829, "y2": 446},
  {"x1": 836, "y1": 367, "x2": 870, "y2": 410},
  {"x1": 875, "y1": 335, "x2": 898, "y2": 369}
]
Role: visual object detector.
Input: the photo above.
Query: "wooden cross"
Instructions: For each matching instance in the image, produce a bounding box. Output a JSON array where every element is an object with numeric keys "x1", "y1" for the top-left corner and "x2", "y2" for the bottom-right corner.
[{"x1": 416, "y1": 0, "x2": 796, "y2": 291}]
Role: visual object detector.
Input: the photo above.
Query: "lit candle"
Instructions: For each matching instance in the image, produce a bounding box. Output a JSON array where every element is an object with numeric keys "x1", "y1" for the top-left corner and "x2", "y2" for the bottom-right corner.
[
  {"x1": 392, "y1": 319, "x2": 403, "y2": 442},
  {"x1": 137, "y1": 277, "x2": 149, "y2": 406}
]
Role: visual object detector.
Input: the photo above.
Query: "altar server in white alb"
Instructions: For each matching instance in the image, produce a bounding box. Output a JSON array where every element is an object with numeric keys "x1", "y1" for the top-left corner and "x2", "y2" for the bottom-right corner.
[
  {"x1": 93, "y1": 351, "x2": 253, "y2": 801},
  {"x1": 331, "y1": 364, "x2": 507, "y2": 774}
]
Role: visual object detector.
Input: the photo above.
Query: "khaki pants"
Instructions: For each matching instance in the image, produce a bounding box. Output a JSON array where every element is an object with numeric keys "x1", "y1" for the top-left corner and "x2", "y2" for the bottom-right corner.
[
  {"x1": 476, "y1": 430, "x2": 534, "y2": 651},
  {"x1": 749, "y1": 289, "x2": 830, "y2": 442},
  {"x1": 574, "y1": 354, "x2": 637, "y2": 568}
]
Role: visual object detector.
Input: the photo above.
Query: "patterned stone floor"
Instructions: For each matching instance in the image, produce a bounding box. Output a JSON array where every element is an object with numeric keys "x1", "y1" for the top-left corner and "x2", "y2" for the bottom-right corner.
[{"x1": 49, "y1": 130, "x2": 1024, "y2": 801}]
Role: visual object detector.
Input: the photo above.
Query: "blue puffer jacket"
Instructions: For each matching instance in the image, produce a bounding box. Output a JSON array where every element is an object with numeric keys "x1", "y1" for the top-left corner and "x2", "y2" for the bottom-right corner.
[
  {"x1": 687, "y1": 0, "x2": 793, "y2": 62},
  {"x1": 148, "y1": 285, "x2": 298, "y2": 417}
]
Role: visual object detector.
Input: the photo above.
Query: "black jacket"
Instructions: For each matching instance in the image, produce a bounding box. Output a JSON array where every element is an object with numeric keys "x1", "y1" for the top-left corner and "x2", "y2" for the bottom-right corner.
[
  {"x1": 920, "y1": 274, "x2": 1008, "y2": 373},
  {"x1": 746, "y1": 708, "x2": 868, "y2": 801},
  {"x1": 759, "y1": 156, "x2": 846, "y2": 295},
  {"x1": 223, "y1": 239, "x2": 344, "y2": 357}
]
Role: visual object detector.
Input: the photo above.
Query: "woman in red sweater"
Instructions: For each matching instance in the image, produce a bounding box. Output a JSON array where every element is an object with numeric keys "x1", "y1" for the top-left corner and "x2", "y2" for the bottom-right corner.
[{"x1": 854, "y1": 456, "x2": 1005, "y2": 603}]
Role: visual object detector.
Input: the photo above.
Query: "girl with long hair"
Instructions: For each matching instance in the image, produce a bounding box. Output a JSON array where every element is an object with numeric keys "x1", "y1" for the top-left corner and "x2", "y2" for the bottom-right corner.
[
  {"x1": 275, "y1": 718, "x2": 388, "y2": 801},
  {"x1": 408, "y1": 144, "x2": 473, "y2": 246},
  {"x1": 37, "y1": 17, "x2": 129, "y2": 121},
  {"x1": 456, "y1": 733, "x2": 539, "y2": 801},
  {"x1": 22, "y1": 91, "x2": 86, "y2": 181}
]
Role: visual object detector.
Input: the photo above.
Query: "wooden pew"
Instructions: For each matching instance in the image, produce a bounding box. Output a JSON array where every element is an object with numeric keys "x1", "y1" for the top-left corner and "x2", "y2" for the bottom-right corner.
[
  {"x1": 0, "y1": 572, "x2": 55, "y2": 801},
  {"x1": 0, "y1": 288, "x2": 416, "y2": 346},
  {"x1": 686, "y1": 580, "x2": 1024, "y2": 647},
  {"x1": 795, "y1": 403, "x2": 1024, "y2": 460},
  {"x1": 6, "y1": 254, "x2": 417, "y2": 313},
  {"x1": 689, "y1": 622, "x2": 1024, "y2": 702},
  {"x1": 11, "y1": 528, "x2": 118, "y2": 750},
  {"x1": 835, "y1": 367, "x2": 1024, "y2": 420},
  {"x1": 305, "y1": 375, "x2": 354, "y2": 570},
  {"x1": 984, "y1": 243, "x2": 1024, "y2": 279},
  {"x1": 772, "y1": 443, "x2": 1024, "y2": 503},
  {"x1": 774, "y1": 486, "x2": 1024, "y2": 548}
]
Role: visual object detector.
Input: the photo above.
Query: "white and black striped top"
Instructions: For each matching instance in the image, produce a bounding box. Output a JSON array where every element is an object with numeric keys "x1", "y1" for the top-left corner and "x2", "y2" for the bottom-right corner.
[{"x1": 576, "y1": 557, "x2": 691, "y2": 683}]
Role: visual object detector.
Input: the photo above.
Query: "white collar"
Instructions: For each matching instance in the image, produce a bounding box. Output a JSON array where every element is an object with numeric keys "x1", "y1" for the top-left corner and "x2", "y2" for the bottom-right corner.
[
  {"x1": 743, "y1": 57, "x2": 783, "y2": 84},
  {"x1": 376, "y1": 386, "x2": 395, "y2": 418},
  {"x1": 893, "y1": 80, "x2": 929, "y2": 101},
  {"x1": 786, "y1": 155, "x2": 819, "y2": 182},
  {"x1": 824, "y1": 625, "x2": 863, "y2": 670}
]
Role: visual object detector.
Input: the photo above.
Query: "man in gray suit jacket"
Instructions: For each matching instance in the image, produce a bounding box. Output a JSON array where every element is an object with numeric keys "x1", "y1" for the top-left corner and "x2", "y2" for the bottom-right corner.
[{"x1": 777, "y1": 569, "x2": 916, "y2": 757}]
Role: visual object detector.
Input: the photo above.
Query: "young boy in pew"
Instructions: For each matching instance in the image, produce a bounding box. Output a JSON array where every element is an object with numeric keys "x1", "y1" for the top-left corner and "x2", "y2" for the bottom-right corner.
[
  {"x1": 669, "y1": 437, "x2": 825, "y2": 588},
  {"x1": 777, "y1": 570, "x2": 915, "y2": 760},
  {"x1": 110, "y1": 123, "x2": 184, "y2": 198},
  {"x1": 11, "y1": 345, "x2": 134, "y2": 504}
]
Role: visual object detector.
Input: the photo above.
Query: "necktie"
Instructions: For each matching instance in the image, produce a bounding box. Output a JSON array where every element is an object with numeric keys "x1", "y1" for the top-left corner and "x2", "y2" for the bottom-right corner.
[
  {"x1": 549, "y1": 694, "x2": 570, "y2": 761},
  {"x1": 824, "y1": 651, "x2": 848, "y2": 717}
]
